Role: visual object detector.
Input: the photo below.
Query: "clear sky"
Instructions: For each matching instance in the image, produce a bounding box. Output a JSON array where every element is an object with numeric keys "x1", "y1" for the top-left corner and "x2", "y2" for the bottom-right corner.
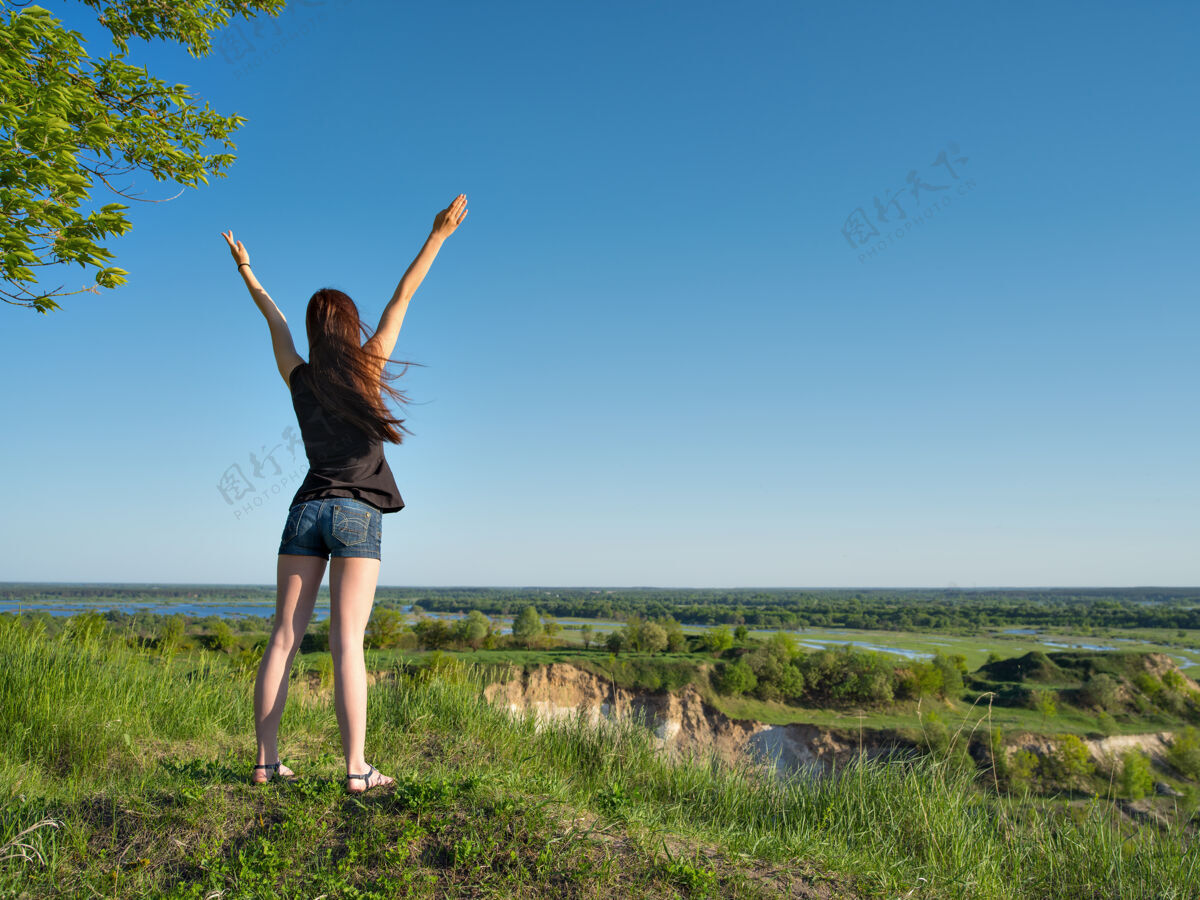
[{"x1": 2, "y1": 0, "x2": 1197, "y2": 588}]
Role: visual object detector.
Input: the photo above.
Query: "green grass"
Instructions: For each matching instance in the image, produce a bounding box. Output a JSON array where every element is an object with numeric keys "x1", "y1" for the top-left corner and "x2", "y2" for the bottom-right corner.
[{"x1": 0, "y1": 614, "x2": 1197, "y2": 898}]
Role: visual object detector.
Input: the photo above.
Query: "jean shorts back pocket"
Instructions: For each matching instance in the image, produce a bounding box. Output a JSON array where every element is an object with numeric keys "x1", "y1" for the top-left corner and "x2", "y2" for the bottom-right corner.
[
  {"x1": 332, "y1": 505, "x2": 369, "y2": 546},
  {"x1": 282, "y1": 504, "x2": 305, "y2": 544}
]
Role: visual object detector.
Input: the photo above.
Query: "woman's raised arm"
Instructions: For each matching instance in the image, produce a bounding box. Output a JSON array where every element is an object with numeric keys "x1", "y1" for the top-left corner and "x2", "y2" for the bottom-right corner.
[
  {"x1": 365, "y1": 194, "x2": 468, "y2": 363},
  {"x1": 221, "y1": 229, "x2": 304, "y2": 387}
]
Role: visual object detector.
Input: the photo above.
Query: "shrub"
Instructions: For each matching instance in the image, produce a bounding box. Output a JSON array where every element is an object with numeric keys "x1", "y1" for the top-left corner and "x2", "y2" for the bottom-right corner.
[
  {"x1": 1009, "y1": 749, "x2": 1039, "y2": 784},
  {"x1": 932, "y1": 652, "x2": 965, "y2": 696},
  {"x1": 920, "y1": 710, "x2": 950, "y2": 757},
  {"x1": 65, "y1": 611, "x2": 109, "y2": 648},
  {"x1": 1052, "y1": 734, "x2": 1094, "y2": 785},
  {"x1": 766, "y1": 631, "x2": 799, "y2": 661},
  {"x1": 410, "y1": 616, "x2": 451, "y2": 651},
  {"x1": 701, "y1": 625, "x2": 733, "y2": 655},
  {"x1": 746, "y1": 647, "x2": 784, "y2": 684},
  {"x1": 799, "y1": 647, "x2": 895, "y2": 706},
  {"x1": 159, "y1": 614, "x2": 186, "y2": 654},
  {"x1": 1034, "y1": 690, "x2": 1057, "y2": 724},
  {"x1": 777, "y1": 663, "x2": 805, "y2": 700},
  {"x1": 1119, "y1": 750, "x2": 1155, "y2": 800},
  {"x1": 1167, "y1": 726, "x2": 1200, "y2": 780},
  {"x1": 1133, "y1": 672, "x2": 1164, "y2": 702},
  {"x1": 714, "y1": 658, "x2": 756, "y2": 696},
  {"x1": 898, "y1": 661, "x2": 943, "y2": 700},
  {"x1": 1079, "y1": 673, "x2": 1122, "y2": 712}
]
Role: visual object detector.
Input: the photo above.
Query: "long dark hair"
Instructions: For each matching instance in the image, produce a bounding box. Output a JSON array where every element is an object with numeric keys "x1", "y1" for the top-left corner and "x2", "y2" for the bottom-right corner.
[{"x1": 304, "y1": 288, "x2": 419, "y2": 444}]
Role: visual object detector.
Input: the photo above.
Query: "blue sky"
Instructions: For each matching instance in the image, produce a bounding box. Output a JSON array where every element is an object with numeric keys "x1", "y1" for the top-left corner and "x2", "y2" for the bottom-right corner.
[{"x1": 2, "y1": 0, "x2": 1197, "y2": 587}]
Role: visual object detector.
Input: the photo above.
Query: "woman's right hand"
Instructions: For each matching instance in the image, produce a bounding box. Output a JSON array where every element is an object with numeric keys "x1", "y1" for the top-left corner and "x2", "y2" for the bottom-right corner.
[{"x1": 431, "y1": 194, "x2": 468, "y2": 240}]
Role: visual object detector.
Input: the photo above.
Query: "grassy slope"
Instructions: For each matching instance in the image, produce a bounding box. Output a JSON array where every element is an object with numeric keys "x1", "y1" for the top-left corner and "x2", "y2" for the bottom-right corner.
[{"x1": 0, "y1": 617, "x2": 1196, "y2": 899}]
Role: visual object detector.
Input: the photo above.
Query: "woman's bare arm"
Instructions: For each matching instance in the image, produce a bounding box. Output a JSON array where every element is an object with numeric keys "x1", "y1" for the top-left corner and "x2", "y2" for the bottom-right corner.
[
  {"x1": 221, "y1": 229, "x2": 303, "y2": 387},
  {"x1": 366, "y1": 194, "x2": 468, "y2": 361}
]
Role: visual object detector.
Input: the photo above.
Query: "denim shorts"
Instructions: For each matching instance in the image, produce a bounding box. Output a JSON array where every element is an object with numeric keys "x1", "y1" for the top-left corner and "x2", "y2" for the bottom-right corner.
[{"x1": 278, "y1": 497, "x2": 383, "y2": 560}]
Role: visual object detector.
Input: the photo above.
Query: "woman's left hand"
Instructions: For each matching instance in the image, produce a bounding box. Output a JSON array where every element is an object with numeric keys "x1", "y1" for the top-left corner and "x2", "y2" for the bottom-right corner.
[{"x1": 221, "y1": 230, "x2": 250, "y2": 267}]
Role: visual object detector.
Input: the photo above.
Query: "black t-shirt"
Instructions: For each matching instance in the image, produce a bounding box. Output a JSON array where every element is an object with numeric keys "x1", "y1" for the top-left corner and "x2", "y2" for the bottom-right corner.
[{"x1": 286, "y1": 361, "x2": 405, "y2": 513}]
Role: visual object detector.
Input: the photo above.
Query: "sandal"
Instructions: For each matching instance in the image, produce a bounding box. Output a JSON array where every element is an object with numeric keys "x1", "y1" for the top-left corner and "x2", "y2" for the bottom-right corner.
[
  {"x1": 252, "y1": 761, "x2": 297, "y2": 784},
  {"x1": 346, "y1": 763, "x2": 391, "y2": 794}
]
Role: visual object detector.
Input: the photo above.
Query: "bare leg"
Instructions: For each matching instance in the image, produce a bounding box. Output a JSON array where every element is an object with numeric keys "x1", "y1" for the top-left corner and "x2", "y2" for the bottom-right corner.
[
  {"x1": 253, "y1": 553, "x2": 327, "y2": 781},
  {"x1": 329, "y1": 555, "x2": 395, "y2": 791}
]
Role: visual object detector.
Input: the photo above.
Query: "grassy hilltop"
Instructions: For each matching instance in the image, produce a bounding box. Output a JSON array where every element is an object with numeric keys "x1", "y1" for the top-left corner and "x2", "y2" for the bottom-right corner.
[{"x1": 0, "y1": 611, "x2": 1197, "y2": 899}]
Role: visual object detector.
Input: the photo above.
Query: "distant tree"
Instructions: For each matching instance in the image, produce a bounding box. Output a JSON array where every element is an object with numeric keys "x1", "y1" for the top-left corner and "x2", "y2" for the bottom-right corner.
[
  {"x1": 621, "y1": 614, "x2": 644, "y2": 651},
  {"x1": 541, "y1": 614, "x2": 561, "y2": 638},
  {"x1": 210, "y1": 620, "x2": 235, "y2": 653},
  {"x1": 734, "y1": 625, "x2": 749, "y2": 642},
  {"x1": 639, "y1": 622, "x2": 668, "y2": 655},
  {"x1": 604, "y1": 630, "x2": 627, "y2": 655},
  {"x1": 366, "y1": 608, "x2": 406, "y2": 649},
  {"x1": 461, "y1": 610, "x2": 490, "y2": 648},
  {"x1": 1, "y1": 0, "x2": 284, "y2": 313},
  {"x1": 1036, "y1": 690, "x2": 1058, "y2": 727},
  {"x1": 656, "y1": 616, "x2": 686, "y2": 653},
  {"x1": 512, "y1": 606, "x2": 542, "y2": 645},
  {"x1": 579, "y1": 624, "x2": 594, "y2": 650}
]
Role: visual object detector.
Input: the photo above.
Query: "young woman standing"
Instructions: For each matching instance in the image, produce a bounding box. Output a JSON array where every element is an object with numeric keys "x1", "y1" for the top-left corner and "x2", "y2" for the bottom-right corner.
[{"x1": 221, "y1": 193, "x2": 468, "y2": 793}]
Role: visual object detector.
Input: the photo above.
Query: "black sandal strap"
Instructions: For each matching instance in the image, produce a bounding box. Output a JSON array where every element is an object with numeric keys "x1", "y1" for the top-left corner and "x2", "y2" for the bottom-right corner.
[{"x1": 347, "y1": 763, "x2": 375, "y2": 783}]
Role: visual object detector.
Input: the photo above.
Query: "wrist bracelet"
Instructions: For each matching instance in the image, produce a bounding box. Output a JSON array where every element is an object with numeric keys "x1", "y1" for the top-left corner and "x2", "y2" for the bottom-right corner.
[{"x1": 238, "y1": 262, "x2": 251, "y2": 270}]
